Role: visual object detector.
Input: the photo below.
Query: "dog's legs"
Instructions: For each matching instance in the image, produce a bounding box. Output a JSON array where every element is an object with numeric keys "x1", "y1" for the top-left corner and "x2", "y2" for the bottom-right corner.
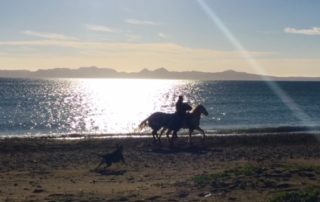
[
  {"x1": 95, "y1": 161, "x2": 104, "y2": 170},
  {"x1": 103, "y1": 162, "x2": 112, "y2": 169}
]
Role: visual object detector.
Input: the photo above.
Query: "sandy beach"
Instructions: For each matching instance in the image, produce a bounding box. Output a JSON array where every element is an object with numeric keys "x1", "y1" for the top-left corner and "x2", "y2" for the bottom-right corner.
[{"x1": 1, "y1": 133, "x2": 320, "y2": 201}]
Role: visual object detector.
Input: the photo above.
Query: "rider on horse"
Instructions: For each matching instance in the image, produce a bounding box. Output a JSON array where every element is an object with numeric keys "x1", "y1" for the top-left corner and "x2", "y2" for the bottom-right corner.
[{"x1": 171, "y1": 95, "x2": 191, "y2": 139}]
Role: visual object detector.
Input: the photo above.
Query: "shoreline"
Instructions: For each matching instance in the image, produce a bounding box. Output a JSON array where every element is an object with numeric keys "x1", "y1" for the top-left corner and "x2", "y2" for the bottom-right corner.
[
  {"x1": 1, "y1": 124, "x2": 320, "y2": 140},
  {"x1": 1, "y1": 133, "x2": 320, "y2": 201},
  {"x1": 1, "y1": 129, "x2": 320, "y2": 140}
]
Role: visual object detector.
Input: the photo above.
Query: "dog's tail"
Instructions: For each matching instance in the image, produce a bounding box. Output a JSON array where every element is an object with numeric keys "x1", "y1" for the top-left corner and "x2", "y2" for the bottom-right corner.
[{"x1": 138, "y1": 117, "x2": 149, "y2": 130}]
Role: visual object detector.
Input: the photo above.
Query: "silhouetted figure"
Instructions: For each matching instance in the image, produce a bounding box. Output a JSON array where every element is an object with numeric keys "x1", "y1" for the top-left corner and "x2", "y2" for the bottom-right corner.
[
  {"x1": 171, "y1": 95, "x2": 191, "y2": 139},
  {"x1": 175, "y1": 95, "x2": 185, "y2": 116},
  {"x1": 139, "y1": 101, "x2": 192, "y2": 144},
  {"x1": 157, "y1": 104, "x2": 209, "y2": 145},
  {"x1": 176, "y1": 95, "x2": 191, "y2": 116}
]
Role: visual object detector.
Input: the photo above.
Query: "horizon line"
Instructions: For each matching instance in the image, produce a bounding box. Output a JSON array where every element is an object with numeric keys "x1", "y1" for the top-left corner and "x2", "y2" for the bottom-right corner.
[{"x1": 1, "y1": 66, "x2": 320, "y2": 79}]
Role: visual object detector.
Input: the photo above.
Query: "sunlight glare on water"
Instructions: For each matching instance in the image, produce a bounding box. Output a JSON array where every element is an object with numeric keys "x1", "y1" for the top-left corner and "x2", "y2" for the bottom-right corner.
[{"x1": 72, "y1": 79, "x2": 187, "y2": 134}]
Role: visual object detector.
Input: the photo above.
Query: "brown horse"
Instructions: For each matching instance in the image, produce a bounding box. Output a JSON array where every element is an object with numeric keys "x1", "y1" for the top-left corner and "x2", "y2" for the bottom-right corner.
[
  {"x1": 184, "y1": 104, "x2": 209, "y2": 144},
  {"x1": 159, "y1": 104, "x2": 209, "y2": 144},
  {"x1": 139, "y1": 103, "x2": 192, "y2": 143}
]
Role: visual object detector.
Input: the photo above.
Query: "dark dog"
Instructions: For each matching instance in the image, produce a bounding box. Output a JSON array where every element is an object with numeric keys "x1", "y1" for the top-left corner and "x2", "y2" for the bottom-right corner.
[{"x1": 95, "y1": 145, "x2": 125, "y2": 170}]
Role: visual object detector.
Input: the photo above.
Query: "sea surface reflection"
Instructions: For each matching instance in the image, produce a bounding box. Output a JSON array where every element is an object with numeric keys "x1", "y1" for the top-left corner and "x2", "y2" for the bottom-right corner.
[
  {"x1": 72, "y1": 79, "x2": 191, "y2": 133},
  {"x1": 1, "y1": 78, "x2": 320, "y2": 137}
]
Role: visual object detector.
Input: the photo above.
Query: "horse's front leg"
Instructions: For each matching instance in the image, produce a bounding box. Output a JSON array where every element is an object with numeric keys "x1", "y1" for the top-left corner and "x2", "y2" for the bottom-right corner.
[
  {"x1": 170, "y1": 130, "x2": 179, "y2": 147},
  {"x1": 188, "y1": 129, "x2": 193, "y2": 145},
  {"x1": 196, "y1": 127, "x2": 206, "y2": 142}
]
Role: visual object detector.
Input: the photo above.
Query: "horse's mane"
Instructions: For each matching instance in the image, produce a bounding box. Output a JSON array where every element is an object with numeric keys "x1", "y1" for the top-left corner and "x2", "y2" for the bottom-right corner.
[{"x1": 190, "y1": 104, "x2": 203, "y2": 113}]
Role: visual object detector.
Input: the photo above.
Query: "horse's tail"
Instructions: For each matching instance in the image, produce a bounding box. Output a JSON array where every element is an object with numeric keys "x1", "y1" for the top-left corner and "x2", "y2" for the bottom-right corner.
[{"x1": 138, "y1": 117, "x2": 149, "y2": 130}]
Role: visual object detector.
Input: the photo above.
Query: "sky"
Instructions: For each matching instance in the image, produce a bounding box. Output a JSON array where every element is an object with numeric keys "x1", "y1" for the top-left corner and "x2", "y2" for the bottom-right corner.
[{"x1": 0, "y1": 0, "x2": 319, "y2": 76}]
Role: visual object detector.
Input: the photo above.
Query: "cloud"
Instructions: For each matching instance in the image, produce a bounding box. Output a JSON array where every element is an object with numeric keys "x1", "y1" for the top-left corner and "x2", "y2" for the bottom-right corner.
[
  {"x1": 284, "y1": 27, "x2": 320, "y2": 36},
  {"x1": 85, "y1": 24, "x2": 120, "y2": 33},
  {"x1": 158, "y1": 32, "x2": 167, "y2": 39},
  {"x1": 0, "y1": 39, "x2": 271, "y2": 58},
  {"x1": 125, "y1": 18, "x2": 159, "y2": 25},
  {"x1": 126, "y1": 34, "x2": 140, "y2": 42},
  {"x1": 0, "y1": 40, "x2": 79, "y2": 47},
  {"x1": 0, "y1": 37, "x2": 277, "y2": 73},
  {"x1": 23, "y1": 30, "x2": 77, "y2": 40}
]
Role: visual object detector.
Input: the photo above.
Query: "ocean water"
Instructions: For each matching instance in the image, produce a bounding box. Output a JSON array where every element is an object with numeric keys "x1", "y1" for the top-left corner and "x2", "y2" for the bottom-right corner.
[{"x1": 1, "y1": 78, "x2": 320, "y2": 137}]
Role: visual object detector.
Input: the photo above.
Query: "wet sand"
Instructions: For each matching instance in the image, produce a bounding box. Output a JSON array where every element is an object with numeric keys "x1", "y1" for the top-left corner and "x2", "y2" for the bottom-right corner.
[{"x1": 1, "y1": 133, "x2": 320, "y2": 201}]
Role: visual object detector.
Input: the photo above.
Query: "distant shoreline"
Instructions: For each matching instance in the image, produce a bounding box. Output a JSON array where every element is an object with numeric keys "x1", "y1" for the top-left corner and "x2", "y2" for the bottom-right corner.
[{"x1": 1, "y1": 67, "x2": 320, "y2": 81}]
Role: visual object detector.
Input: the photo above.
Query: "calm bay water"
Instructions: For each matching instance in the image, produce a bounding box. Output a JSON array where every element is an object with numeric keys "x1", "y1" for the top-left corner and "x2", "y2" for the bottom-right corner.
[{"x1": 1, "y1": 78, "x2": 320, "y2": 137}]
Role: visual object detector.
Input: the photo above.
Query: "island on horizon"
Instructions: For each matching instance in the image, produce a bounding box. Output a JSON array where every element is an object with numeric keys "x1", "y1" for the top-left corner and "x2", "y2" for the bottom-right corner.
[{"x1": 1, "y1": 66, "x2": 320, "y2": 81}]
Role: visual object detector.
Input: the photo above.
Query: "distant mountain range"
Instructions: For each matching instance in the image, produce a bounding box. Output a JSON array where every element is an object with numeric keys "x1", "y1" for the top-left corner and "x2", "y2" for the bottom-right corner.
[{"x1": 0, "y1": 66, "x2": 319, "y2": 81}]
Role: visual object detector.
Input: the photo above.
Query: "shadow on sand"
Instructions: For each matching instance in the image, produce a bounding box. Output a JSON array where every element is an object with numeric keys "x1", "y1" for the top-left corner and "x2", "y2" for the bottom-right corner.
[
  {"x1": 146, "y1": 145, "x2": 220, "y2": 155},
  {"x1": 94, "y1": 169, "x2": 127, "y2": 176}
]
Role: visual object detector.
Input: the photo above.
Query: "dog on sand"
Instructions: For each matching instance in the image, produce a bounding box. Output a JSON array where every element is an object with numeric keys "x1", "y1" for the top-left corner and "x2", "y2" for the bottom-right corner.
[{"x1": 95, "y1": 145, "x2": 125, "y2": 170}]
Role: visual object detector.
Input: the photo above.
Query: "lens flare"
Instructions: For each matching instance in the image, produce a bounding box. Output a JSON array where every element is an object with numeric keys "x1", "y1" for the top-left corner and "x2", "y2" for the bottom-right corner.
[{"x1": 196, "y1": 0, "x2": 316, "y2": 129}]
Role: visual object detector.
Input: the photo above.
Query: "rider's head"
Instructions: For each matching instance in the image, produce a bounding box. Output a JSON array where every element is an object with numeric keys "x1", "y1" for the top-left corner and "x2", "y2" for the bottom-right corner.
[{"x1": 178, "y1": 95, "x2": 183, "y2": 101}]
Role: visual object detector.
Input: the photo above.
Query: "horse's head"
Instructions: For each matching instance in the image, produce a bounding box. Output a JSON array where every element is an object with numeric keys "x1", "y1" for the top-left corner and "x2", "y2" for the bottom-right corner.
[{"x1": 195, "y1": 104, "x2": 209, "y2": 116}]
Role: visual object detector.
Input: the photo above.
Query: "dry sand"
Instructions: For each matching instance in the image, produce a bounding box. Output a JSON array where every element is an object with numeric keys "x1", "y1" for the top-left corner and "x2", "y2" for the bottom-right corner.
[{"x1": 1, "y1": 133, "x2": 320, "y2": 201}]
